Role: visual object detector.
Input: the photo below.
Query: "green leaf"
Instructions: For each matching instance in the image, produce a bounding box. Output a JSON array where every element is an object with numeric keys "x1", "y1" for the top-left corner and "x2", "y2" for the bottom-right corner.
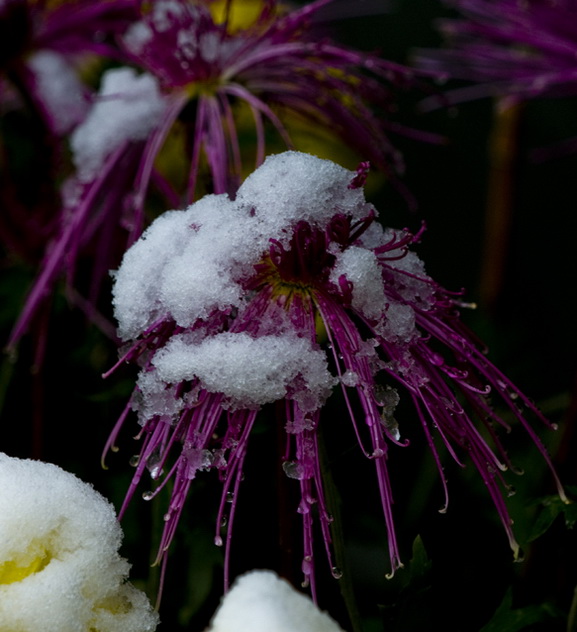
[
  {"x1": 528, "y1": 487, "x2": 577, "y2": 542},
  {"x1": 480, "y1": 588, "x2": 563, "y2": 632},
  {"x1": 379, "y1": 536, "x2": 433, "y2": 632}
]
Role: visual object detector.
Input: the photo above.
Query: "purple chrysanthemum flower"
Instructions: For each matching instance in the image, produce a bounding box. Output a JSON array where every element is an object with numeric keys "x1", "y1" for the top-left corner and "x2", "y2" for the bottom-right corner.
[
  {"x1": 415, "y1": 0, "x2": 577, "y2": 109},
  {"x1": 116, "y1": 0, "x2": 417, "y2": 195},
  {"x1": 7, "y1": 0, "x2": 432, "y2": 350},
  {"x1": 1, "y1": 0, "x2": 138, "y2": 135},
  {"x1": 105, "y1": 151, "x2": 565, "y2": 598},
  {"x1": 2, "y1": 0, "x2": 139, "y2": 340}
]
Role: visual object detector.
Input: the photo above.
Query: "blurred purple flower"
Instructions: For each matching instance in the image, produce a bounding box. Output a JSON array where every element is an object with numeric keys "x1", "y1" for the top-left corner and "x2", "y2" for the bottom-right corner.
[
  {"x1": 415, "y1": 0, "x2": 577, "y2": 109},
  {"x1": 1, "y1": 0, "x2": 137, "y2": 133},
  {"x1": 0, "y1": 0, "x2": 138, "y2": 265},
  {"x1": 105, "y1": 151, "x2": 565, "y2": 598},
  {"x1": 8, "y1": 0, "x2": 433, "y2": 353}
]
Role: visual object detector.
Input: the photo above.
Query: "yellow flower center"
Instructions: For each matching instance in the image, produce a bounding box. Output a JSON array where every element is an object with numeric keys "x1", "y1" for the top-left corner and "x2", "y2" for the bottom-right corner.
[
  {"x1": 0, "y1": 542, "x2": 51, "y2": 585},
  {"x1": 208, "y1": 0, "x2": 279, "y2": 33}
]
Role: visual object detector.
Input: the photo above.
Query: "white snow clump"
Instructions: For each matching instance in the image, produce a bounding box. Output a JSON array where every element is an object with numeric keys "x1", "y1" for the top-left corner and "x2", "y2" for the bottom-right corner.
[
  {"x1": 152, "y1": 331, "x2": 334, "y2": 411},
  {"x1": 112, "y1": 151, "x2": 382, "y2": 340},
  {"x1": 28, "y1": 50, "x2": 88, "y2": 135},
  {"x1": 205, "y1": 570, "x2": 345, "y2": 632},
  {"x1": 330, "y1": 246, "x2": 386, "y2": 321},
  {"x1": 0, "y1": 453, "x2": 159, "y2": 632},
  {"x1": 70, "y1": 67, "x2": 166, "y2": 182}
]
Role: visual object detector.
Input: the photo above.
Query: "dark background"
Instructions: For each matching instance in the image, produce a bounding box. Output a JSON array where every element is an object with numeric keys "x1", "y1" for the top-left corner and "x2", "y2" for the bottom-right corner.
[{"x1": 1, "y1": 1, "x2": 576, "y2": 630}]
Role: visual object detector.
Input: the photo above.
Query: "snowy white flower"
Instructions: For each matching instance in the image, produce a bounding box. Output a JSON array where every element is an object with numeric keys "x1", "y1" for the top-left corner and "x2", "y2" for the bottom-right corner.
[
  {"x1": 0, "y1": 453, "x2": 159, "y2": 632},
  {"x1": 205, "y1": 570, "x2": 345, "y2": 632}
]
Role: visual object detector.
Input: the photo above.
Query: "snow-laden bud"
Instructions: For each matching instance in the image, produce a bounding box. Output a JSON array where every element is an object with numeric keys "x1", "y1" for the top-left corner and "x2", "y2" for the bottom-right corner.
[{"x1": 205, "y1": 570, "x2": 345, "y2": 632}]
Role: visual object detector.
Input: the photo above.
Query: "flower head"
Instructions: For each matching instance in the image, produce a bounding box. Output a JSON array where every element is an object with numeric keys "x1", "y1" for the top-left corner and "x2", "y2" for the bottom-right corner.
[
  {"x1": 415, "y1": 0, "x2": 577, "y2": 108},
  {"x1": 0, "y1": 452, "x2": 159, "y2": 632},
  {"x1": 107, "y1": 151, "x2": 564, "y2": 596},
  {"x1": 7, "y1": 0, "x2": 426, "y2": 350},
  {"x1": 117, "y1": 0, "x2": 413, "y2": 195}
]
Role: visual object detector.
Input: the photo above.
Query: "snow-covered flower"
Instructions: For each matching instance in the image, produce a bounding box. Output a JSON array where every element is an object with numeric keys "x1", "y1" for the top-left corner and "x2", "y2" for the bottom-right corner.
[
  {"x1": 7, "y1": 0, "x2": 427, "y2": 350},
  {"x1": 0, "y1": 452, "x2": 159, "y2": 632},
  {"x1": 107, "y1": 151, "x2": 565, "y2": 597},
  {"x1": 204, "y1": 570, "x2": 345, "y2": 632},
  {"x1": 415, "y1": 0, "x2": 577, "y2": 108}
]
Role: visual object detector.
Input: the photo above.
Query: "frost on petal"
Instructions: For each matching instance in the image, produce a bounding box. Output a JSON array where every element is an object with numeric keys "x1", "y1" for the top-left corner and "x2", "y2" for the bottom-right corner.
[
  {"x1": 149, "y1": 0, "x2": 191, "y2": 32},
  {"x1": 70, "y1": 67, "x2": 166, "y2": 182},
  {"x1": 28, "y1": 50, "x2": 88, "y2": 135},
  {"x1": 152, "y1": 331, "x2": 334, "y2": 411},
  {"x1": 134, "y1": 370, "x2": 184, "y2": 423},
  {"x1": 0, "y1": 453, "x2": 158, "y2": 632},
  {"x1": 205, "y1": 570, "x2": 345, "y2": 632}
]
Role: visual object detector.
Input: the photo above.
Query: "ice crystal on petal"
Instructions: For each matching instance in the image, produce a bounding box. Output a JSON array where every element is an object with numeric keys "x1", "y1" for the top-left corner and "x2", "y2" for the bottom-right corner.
[{"x1": 108, "y1": 151, "x2": 564, "y2": 596}]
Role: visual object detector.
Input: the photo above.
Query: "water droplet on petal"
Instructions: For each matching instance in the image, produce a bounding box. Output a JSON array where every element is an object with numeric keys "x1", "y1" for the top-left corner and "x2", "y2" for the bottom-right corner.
[
  {"x1": 283, "y1": 460, "x2": 305, "y2": 480},
  {"x1": 331, "y1": 566, "x2": 343, "y2": 579},
  {"x1": 142, "y1": 491, "x2": 154, "y2": 501},
  {"x1": 129, "y1": 455, "x2": 140, "y2": 467},
  {"x1": 214, "y1": 536, "x2": 223, "y2": 547},
  {"x1": 430, "y1": 352, "x2": 444, "y2": 366}
]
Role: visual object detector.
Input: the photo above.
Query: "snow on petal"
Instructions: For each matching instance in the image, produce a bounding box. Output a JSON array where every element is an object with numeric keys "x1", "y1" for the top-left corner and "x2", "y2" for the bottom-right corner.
[
  {"x1": 70, "y1": 67, "x2": 167, "y2": 182},
  {"x1": 331, "y1": 246, "x2": 386, "y2": 321},
  {"x1": 152, "y1": 331, "x2": 334, "y2": 411},
  {"x1": 236, "y1": 151, "x2": 374, "y2": 236},
  {"x1": 28, "y1": 50, "x2": 88, "y2": 135}
]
